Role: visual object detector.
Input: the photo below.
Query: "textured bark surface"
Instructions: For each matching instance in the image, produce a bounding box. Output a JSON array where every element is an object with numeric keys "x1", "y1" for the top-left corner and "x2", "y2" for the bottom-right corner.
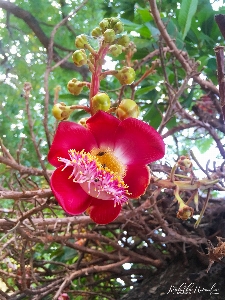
[
  {"x1": 121, "y1": 251, "x2": 225, "y2": 300},
  {"x1": 121, "y1": 211, "x2": 225, "y2": 300}
]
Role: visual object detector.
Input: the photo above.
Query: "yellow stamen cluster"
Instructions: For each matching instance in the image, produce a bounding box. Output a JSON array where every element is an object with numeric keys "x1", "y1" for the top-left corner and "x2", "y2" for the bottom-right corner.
[
  {"x1": 91, "y1": 148, "x2": 126, "y2": 179},
  {"x1": 59, "y1": 149, "x2": 130, "y2": 204}
]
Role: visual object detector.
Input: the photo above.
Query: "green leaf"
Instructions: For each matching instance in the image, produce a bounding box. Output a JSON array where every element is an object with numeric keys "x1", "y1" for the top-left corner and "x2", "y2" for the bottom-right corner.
[
  {"x1": 178, "y1": 0, "x2": 198, "y2": 39},
  {"x1": 135, "y1": 86, "x2": 155, "y2": 96},
  {"x1": 195, "y1": 137, "x2": 213, "y2": 154},
  {"x1": 137, "y1": 8, "x2": 153, "y2": 22}
]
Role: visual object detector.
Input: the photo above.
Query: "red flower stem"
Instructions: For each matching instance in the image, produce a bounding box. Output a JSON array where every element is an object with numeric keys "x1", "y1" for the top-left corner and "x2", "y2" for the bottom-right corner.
[
  {"x1": 100, "y1": 70, "x2": 118, "y2": 79},
  {"x1": 89, "y1": 42, "x2": 110, "y2": 115},
  {"x1": 70, "y1": 105, "x2": 91, "y2": 113}
]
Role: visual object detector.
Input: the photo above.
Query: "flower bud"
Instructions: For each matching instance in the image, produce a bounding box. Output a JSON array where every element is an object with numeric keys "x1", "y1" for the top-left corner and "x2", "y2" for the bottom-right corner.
[
  {"x1": 177, "y1": 156, "x2": 193, "y2": 172},
  {"x1": 110, "y1": 17, "x2": 120, "y2": 26},
  {"x1": 116, "y1": 99, "x2": 139, "y2": 120},
  {"x1": 91, "y1": 93, "x2": 111, "y2": 114},
  {"x1": 78, "y1": 117, "x2": 88, "y2": 127},
  {"x1": 99, "y1": 18, "x2": 109, "y2": 32},
  {"x1": 58, "y1": 293, "x2": 70, "y2": 300},
  {"x1": 67, "y1": 78, "x2": 84, "y2": 95},
  {"x1": 103, "y1": 29, "x2": 116, "y2": 43},
  {"x1": 75, "y1": 34, "x2": 88, "y2": 49},
  {"x1": 117, "y1": 35, "x2": 130, "y2": 47},
  {"x1": 91, "y1": 27, "x2": 102, "y2": 38},
  {"x1": 177, "y1": 204, "x2": 194, "y2": 220},
  {"x1": 115, "y1": 67, "x2": 135, "y2": 85},
  {"x1": 72, "y1": 49, "x2": 87, "y2": 67},
  {"x1": 108, "y1": 44, "x2": 123, "y2": 57},
  {"x1": 113, "y1": 21, "x2": 124, "y2": 34},
  {"x1": 52, "y1": 103, "x2": 72, "y2": 121}
]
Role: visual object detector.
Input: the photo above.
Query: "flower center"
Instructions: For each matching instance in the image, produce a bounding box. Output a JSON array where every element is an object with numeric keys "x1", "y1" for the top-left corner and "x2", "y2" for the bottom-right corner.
[
  {"x1": 91, "y1": 148, "x2": 126, "y2": 178},
  {"x1": 58, "y1": 149, "x2": 129, "y2": 205}
]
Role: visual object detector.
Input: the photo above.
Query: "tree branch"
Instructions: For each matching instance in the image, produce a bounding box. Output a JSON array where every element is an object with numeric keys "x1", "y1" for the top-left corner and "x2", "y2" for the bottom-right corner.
[
  {"x1": 149, "y1": 0, "x2": 219, "y2": 95},
  {"x1": 0, "y1": 0, "x2": 89, "y2": 78}
]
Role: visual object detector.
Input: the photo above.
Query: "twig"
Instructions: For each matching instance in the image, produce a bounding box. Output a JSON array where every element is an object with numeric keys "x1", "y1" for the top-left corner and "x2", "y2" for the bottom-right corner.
[
  {"x1": 53, "y1": 257, "x2": 130, "y2": 300},
  {"x1": 149, "y1": 0, "x2": 219, "y2": 95},
  {"x1": 214, "y1": 46, "x2": 225, "y2": 122},
  {"x1": 23, "y1": 83, "x2": 50, "y2": 184}
]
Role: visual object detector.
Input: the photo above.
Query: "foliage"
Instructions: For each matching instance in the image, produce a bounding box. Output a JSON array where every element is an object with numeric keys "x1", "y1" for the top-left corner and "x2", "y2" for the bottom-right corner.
[{"x1": 0, "y1": 0, "x2": 225, "y2": 299}]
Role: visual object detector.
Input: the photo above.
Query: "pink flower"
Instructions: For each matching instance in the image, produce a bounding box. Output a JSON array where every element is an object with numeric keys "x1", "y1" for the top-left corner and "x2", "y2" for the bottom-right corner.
[
  {"x1": 48, "y1": 111, "x2": 165, "y2": 224},
  {"x1": 58, "y1": 293, "x2": 69, "y2": 300}
]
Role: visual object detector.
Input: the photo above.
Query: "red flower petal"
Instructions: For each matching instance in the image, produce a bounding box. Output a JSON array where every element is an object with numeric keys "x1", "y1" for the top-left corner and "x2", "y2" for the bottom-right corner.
[
  {"x1": 114, "y1": 117, "x2": 165, "y2": 165},
  {"x1": 124, "y1": 164, "x2": 150, "y2": 198},
  {"x1": 88, "y1": 198, "x2": 121, "y2": 224},
  {"x1": 51, "y1": 166, "x2": 92, "y2": 214},
  {"x1": 86, "y1": 111, "x2": 120, "y2": 149},
  {"x1": 48, "y1": 121, "x2": 97, "y2": 167}
]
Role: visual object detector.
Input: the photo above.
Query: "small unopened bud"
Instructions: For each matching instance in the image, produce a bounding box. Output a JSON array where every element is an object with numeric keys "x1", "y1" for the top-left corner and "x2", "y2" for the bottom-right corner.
[
  {"x1": 52, "y1": 103, "x2": 72, "y2": 121},
  {"x1": 110, "y1": 17, "x2": 120, "y2": 26},
  {"x1": 92, "y1": 93, "x2": 111, "y2": 114},
  {"x1": 67, "y1": 78, "x2": 84, "y2": 95},
  {"x1": 109, "y1": 44, "x2": 123, "y2": 57},
  {"x1": 58, "y1": 293, "x2": 70, "y2": 300},
  {"x1": 116, "y1": 99, "x2": 139, "y2": 120},
  {"x1": 91, "y1": 27, "x2": 102, "y2": 38},
  {"x1": 117, "y1": 35, "x2": 130, "y2": 47},
  {"x1": 115, "y1": 67, "x2": 135, "y2": 85},
  {"x1": 177, "y1": 204, "x2": 194, "y2": 220},
  {"x1": 103, "y1": 29, "x2": 116, "y2": 43},
  {"x1": 113, "y1": 21, "x2": 124, "y2": 34},
  {"x1": 78, "y1": 117, "x2": 88, "y2": 127},
  {"x1": 177, "y1": 155, "x2": 193, "y2": 172},
  {"x1": 72, "y1": 49, "x2": 87, "y2": 67},
  {"x1": 99, "y1": 18, "x2": 109, "y2": 32},
  {"x1": 75, "y1": 34, "x2": 88, "y2": 48}
]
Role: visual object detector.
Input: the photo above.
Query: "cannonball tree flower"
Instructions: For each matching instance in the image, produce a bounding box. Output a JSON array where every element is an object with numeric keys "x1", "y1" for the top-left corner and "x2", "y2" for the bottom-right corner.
[{"x1": 48, "y1": 111, "x2": 165, "y2": 224}]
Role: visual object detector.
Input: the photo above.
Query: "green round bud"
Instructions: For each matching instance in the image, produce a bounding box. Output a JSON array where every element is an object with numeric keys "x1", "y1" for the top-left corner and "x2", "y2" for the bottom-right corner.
[
  {"x1": 52, "y1": 103, "x2": 72, "y2": 121},
  {"x1": 103, "y1": 29, "x2": 116, "y2": 43},
  {"x1": 67, "y1": 78, "x2": 84, "y2": 95},
  {"x1": 116, "y1": 99, "x2": 140, "y2": 120},
  {"x1": 108, "y1": 44, "x2": 123, "y2": 57},
  {"x1": 92, "y1": 93, "x2": 111, "y2": 114},
  {"x1": 72, "y1": 49, "x2": 87, "y2": 67},
  {"x1": 91, "y1": 27, "x2": 102, "y2": 38},
  {"x1": 113, "y1": 21, "x2": 124, "y2": 34},
  {"x1": 110, "y1": 17, "x2": 120, "y2": 26},
  {"x1": 117, "y1": 35, "x2": 130, "y2": 47},
  {"x1": 115, "y1": 67, "x2": 136, "y2": 85},
  {"x1": 99, "y1": 18, "x2": 109, "y2": 32},
  {"x1": 75, "y1": 34, "x2": 88, "y2": 49}
]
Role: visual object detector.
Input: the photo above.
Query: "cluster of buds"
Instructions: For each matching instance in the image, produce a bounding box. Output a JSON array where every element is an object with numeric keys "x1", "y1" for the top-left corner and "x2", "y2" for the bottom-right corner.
[
  {"x1": 92, "y1": 17, "x2": 124, "y2": 38},
  {"x1": 52, "y1": 17, "x2": 139, "y2": 123}
]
